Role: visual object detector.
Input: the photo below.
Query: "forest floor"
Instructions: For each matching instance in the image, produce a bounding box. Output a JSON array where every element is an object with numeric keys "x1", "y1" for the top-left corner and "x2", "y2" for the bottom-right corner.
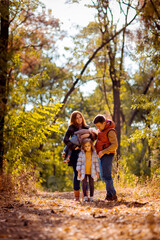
[{"x1": 0, "y1": 185, "x2": 160, "y2": 240}]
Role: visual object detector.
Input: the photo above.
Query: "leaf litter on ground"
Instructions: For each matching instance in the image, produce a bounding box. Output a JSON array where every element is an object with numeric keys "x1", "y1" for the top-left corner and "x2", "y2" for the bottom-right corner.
[{"x1": 0, "y1": 186, "x2": 160, "y2": 240}]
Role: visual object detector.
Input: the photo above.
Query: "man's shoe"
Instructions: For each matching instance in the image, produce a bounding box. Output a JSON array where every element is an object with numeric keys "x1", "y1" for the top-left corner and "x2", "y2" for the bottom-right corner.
[{"x1": 105, "y1": 194, "x2": 117, "y2": 201}]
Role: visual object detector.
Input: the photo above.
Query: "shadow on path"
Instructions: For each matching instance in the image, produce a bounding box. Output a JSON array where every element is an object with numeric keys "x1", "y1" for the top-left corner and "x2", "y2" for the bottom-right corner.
[
  {"x1": 35, "y1": 190, "x2": 148, "y2": 210},
  {"x1": 86, "y1": 199, "x2": 148, "y2": 210}
]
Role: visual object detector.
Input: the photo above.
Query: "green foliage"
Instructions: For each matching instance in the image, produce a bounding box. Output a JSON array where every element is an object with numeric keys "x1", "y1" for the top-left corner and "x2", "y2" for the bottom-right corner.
[
  {"x1": 44, "y1": 144, "x2": 73, "y2": 192},
  {"x1": 129, "y1": 76, "x2": 160, "y2": 155},
  {"x1": 4, "y1": 102, "x2": 62, "y2": 174}
]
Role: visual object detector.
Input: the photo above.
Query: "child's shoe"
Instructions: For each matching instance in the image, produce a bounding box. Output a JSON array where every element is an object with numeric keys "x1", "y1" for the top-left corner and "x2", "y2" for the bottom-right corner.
[
  {"x1": 63, "y1": 157, "x2": 70, "y2": 164},
  {"x1": 62, "y1": 152, "x2": 66, "y2": 159},
  {"x1": 84, "y1": 196, "x2": 88, "y2": 202},
  {"x1": 90, "y1": 197, "x2": 94, "y2": 202}
]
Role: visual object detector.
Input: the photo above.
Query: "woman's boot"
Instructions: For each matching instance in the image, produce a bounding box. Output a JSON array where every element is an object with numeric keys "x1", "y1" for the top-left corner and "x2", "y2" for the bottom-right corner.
[{"x1": 74, "y1": 190, "x2": 80, "y2": 201}]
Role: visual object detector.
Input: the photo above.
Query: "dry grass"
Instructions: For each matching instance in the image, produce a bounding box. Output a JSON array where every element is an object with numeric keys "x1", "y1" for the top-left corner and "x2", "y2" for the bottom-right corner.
[
  {"x1": 0, "y1": 173, "x2": 15, "y2": 195},
  {"x1": 115, "y1": 178, "x2": 160, "y2": 200},
  {"x1": 0, "y1": 171, "x2": 40, "y2": 197}
]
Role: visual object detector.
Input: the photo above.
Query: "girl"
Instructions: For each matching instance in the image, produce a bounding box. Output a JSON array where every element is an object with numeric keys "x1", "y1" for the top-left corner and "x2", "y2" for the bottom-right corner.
[{"x1": 76, "y1": 138, "x2": 100, "y2": 202}]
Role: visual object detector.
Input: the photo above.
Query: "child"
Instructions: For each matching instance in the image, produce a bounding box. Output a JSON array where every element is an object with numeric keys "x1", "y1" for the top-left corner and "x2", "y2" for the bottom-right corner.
[
  {"x1": 76, "y1": 138, "x2": 100, "y2": 202},
  {"x1": 62, "y1": 128, "x2": 97, "y2": 164}
]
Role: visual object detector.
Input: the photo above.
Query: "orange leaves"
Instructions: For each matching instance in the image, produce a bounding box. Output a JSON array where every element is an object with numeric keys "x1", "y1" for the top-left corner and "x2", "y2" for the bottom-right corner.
[
  {"x1": 0, "y1": 188, "x2": 160, "y2": 239},
  {"x1": 9, "y1": 5, "x2": 65, "y2": 76},
  {"x1": 0, "y1": 235, "x2": 9, "y2": 238}
]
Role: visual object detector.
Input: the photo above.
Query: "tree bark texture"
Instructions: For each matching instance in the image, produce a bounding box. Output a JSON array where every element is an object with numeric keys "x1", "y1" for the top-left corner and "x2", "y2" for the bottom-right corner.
[
  {"x1": 112, "y1": 80, "x2": 121, "y2": 163},
  {"x1": 0, "y1": 0, "x2": 9, "y2": 174}
]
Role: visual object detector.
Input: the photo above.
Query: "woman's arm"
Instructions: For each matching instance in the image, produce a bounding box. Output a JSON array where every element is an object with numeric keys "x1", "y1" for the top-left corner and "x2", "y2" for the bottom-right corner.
[{"x1": 63, "y1": 126, "x2": 75, "y2": 149}]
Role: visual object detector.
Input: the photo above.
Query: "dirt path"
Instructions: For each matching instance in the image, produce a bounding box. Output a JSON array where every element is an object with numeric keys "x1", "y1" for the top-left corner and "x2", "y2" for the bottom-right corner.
[{"x1": 0, "y1": 188, "x2": 160, "y2": 240}]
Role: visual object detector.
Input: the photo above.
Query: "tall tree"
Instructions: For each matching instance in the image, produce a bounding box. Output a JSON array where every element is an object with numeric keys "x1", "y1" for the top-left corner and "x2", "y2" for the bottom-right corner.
[
  {"x1": 0, "y1": 0, "x2": 64, "y2": 175},
  {"x1": 0, "y1": 0, "x2": 9, "y2": 174}
]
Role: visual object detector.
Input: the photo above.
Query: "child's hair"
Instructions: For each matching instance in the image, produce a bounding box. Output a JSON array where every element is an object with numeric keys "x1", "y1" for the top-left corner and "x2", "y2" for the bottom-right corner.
[{"x1": 81, "y1": 138, "x2": 94, "y2": 152}]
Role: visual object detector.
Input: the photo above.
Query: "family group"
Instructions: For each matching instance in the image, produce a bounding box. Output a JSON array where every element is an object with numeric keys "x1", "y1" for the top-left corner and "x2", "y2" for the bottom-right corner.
[{"x1": 62, "y1": 111, "x2": 118, "y2": 202}]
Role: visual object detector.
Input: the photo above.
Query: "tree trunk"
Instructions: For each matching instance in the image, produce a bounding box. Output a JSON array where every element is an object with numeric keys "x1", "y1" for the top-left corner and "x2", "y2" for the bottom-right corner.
[
  {"x1": 113, "y1": 80, "x2": 121, "y2": 167},
  {"x1": 0, "y1": 0, "x2": 9, "y2": 174},
  {"x1": 107, "y1": 40, "x2": 121, "y2": 169}
]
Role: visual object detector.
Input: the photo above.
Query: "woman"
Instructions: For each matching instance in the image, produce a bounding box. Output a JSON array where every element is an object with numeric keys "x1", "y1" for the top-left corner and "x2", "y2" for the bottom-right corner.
[{"x1": 63, "y1": 111, "x2": 90, "y2": 201}]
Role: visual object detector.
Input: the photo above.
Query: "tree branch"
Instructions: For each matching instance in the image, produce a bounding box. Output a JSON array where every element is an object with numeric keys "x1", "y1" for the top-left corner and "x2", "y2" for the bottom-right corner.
[
  {"x1": 150, "y1": 0, "x2": 160, "y2": 19},
  {"x1": 129, "y1": 76, "x2": 154, "y2": 126},
  {"x1": 56, "y1": 0, "x2": 147, "y2": 119}
]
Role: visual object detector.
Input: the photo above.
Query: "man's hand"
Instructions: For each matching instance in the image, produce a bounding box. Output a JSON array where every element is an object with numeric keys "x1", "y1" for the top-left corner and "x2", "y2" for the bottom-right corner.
[
  {"x1": 98, "y1": 150, "x2": 104, "y2": 158},
  {"x1": 62, "y1": 152, "x2": 66, "y2": 159}
]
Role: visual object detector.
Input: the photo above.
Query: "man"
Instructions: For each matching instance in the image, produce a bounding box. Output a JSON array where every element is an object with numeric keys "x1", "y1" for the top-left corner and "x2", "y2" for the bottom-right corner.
[{"x1": 93, "y1": 114, "x2": 118, "y2": 201}]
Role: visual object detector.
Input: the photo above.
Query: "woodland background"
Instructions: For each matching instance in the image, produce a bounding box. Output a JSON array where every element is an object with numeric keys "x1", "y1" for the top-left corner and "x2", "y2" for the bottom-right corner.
[{"x1": 0, "y1": 0, "x2": 159, "y2": 192}]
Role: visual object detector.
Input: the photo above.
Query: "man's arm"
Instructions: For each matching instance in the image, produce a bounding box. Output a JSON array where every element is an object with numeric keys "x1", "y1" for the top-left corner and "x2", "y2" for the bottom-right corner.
[{"x1": 98, "y1": 130, "x2": 118, "y2": 158}]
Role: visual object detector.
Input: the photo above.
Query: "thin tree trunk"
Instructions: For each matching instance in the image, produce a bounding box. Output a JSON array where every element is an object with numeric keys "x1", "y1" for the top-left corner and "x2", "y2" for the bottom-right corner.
[
  {"x1": 0, "y1": 0, "x2": 9, "y2": 174},
  {"x1": 102, "y1": 48, "x2": 112, "y2": 117},
  {"x1": 107, "y1": 37, "x2": 121, "y2": 168},
  {"x1": 113, "y1": 80, "x2": 121, "y2": 166}
]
